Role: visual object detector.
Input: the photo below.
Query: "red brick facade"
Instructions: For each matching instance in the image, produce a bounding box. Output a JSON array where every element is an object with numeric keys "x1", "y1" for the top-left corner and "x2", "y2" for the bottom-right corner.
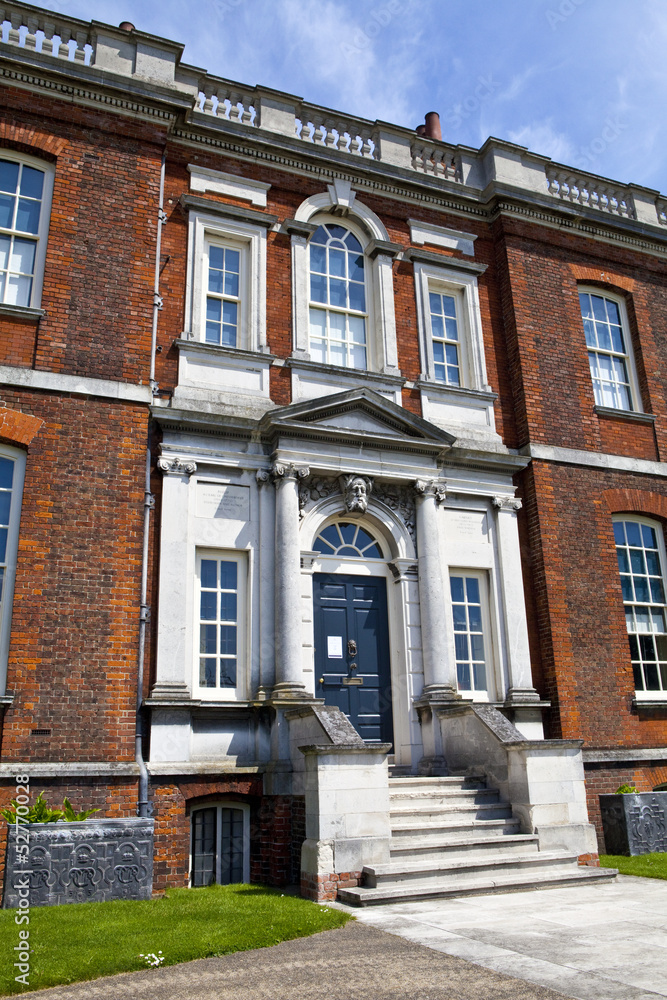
[{"x1": 0, "y1": 7, "x2": 665, "y2": 895}]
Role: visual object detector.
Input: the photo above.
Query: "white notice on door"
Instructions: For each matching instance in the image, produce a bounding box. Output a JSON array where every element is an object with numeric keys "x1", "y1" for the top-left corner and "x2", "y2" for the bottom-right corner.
[{"x1": 327, "y1": 636, "x2": 343, "y2": 659}]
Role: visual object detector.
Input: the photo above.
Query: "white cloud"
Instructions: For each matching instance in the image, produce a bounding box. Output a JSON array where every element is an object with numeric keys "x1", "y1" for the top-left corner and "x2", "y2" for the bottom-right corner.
[{"x1": 507, "y1": 119, "x2": 576, "y2": 164}]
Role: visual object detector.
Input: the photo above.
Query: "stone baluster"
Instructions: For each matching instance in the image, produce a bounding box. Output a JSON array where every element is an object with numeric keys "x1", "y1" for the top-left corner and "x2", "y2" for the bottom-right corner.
[{"x1": 272, "y1": 462, "x2": 310, "y2": 697}]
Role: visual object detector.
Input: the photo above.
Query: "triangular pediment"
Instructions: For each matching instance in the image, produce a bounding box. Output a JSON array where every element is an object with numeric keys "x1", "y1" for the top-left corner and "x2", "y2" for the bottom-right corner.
[{"x1": 260, "y1": 387, "x2": 456, "y2": 449}]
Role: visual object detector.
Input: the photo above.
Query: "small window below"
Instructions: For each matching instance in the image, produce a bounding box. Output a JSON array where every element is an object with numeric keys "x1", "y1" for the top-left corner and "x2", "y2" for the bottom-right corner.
[
  {"x1": 579, "y1": 290, "x2": 641, "y2": 412},
  {"x1": 613, "y1": 517, "x2": 667, "y2": 697},
  {"x1": 313, "y1": 522, "x2": 383, "y2": 558},
  {"x1": 450, "y1": 573, "x2": 489, "y2": 695},
  {"x1": 191, "y1": 802, "x2": 250, "y2": 886}
]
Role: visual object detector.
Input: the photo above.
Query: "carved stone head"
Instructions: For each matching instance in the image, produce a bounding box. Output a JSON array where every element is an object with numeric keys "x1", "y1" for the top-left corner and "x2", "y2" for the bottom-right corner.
[{"x1": 341, "y1": 475, "x2": 373, "y2": 515}]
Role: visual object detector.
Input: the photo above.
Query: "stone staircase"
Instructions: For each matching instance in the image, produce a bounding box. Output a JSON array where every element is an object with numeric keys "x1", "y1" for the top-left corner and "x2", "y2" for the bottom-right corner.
[{"x1": 337, "y1": 774, "x2": 616, "y2": 906}]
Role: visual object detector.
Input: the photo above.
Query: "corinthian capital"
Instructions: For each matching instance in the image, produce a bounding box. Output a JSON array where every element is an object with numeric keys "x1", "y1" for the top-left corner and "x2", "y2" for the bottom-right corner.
[
  {"x1": 271, "y1": 462, "x2": 310, "y2": 483},
  {"x1": 492, "y1": 495, "x2": 522, "y2": 511},
  {"x1": 414, "y1": 479, "x2": 447, "y2": 503},
  {"x1": 158, "y1": 457, "x2": 197, "y2": 477}
]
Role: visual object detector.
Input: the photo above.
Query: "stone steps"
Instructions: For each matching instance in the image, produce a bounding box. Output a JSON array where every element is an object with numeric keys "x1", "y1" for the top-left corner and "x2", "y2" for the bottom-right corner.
[{"x1": 338, "y1": 774, "x2": 615, "y2": 906}]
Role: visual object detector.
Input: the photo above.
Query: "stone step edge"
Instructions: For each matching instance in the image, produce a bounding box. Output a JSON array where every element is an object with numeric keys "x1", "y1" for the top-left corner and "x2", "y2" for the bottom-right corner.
[
  {"x1": 390, "y1": 833, "x2": 539, "y2": 853},
  {"x1": 390, "y1": 804, "x2": 512, "y2": 818},
  {"x1": 388, "y1": 776, "x2": 485, "y2": 786},
  {"x1": 364, "y1": 849, "x2": 577, "y2": 878},
  {"x1": 337, "y1": 866, "x2": 617, "y2": 906},
  {"x1": 391, "y1": 818, "x2": 520, "y2": 833}
]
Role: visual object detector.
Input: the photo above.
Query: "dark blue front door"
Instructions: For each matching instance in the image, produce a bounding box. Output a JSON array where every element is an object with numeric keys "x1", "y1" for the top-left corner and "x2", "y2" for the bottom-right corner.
[{"x1": 313, "y1": 573, "x2": 393, "y2": 745}]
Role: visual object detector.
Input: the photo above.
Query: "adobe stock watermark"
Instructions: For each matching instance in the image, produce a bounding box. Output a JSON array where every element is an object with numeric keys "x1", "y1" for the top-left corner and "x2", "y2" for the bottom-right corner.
[
  {"x1": 572, "y1": 117, "x2": 627, "y2": 171},
  {"x1": 341, "y1": 0, "x2": 408, "y2": 57},
  {"x1": 212, "y1": 0, "x2": 246, "y2": 15},
  {"x1": 443, "y1": 75, "x2": 500, "y2": 130},
  {"x1": 546, "y1": 0, "x2": 586, "y2": 31},
  {"x1": 11, "y1": 774, "x2": 32, "y2": 988}
]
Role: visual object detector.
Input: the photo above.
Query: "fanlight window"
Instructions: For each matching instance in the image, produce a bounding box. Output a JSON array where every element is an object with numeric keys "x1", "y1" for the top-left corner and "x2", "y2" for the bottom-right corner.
[
  {"x1": 309, "y1": 223, "x2": 367, "y2": 369},
  {"x1": 313, "y1": 522, "x2": 383, "y2": 558}
]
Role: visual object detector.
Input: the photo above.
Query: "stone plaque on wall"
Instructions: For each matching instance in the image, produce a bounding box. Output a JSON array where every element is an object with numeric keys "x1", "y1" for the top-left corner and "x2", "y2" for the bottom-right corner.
[
  {"x1": 599, "y1": 792, "x2": 667, "y2": 855},
  {"x1": 196, "y1": 483, "x2": 250, "y2": 520},
  {"x1": 3, "y1": 817, "x2": 154, "y2": 907},
  {"x1": 447, "y1": 509, "x2": 488, "y2": 541}
]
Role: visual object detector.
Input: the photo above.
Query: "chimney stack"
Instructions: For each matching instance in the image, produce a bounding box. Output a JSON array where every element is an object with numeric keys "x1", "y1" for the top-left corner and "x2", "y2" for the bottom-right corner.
[{"x1": 415, "y1": 112, "x2": 442, "y2": 141}]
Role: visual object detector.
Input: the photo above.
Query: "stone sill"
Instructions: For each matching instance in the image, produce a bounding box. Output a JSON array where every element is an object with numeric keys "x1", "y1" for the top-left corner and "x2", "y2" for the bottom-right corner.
[
  {"x1": 633, "y1": 698, "x2": 667, "y2": 710},
  {"x1": 594, "y1": 405, "x2": 655, "y2": 424},
  {"x1": 286, "y1": 356, "x2": 405, "y2": 387},
  {"x1": 0, "y1": 304, "x2": 44, "y2": 321}
]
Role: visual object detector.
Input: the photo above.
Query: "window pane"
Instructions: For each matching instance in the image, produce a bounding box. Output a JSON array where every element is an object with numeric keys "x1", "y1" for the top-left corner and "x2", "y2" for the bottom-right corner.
[
  {"x1": 220, "y1": 625, "x2": 237, "y2": 655},
  {"x1": 200, "y1": 591, "x2": 217, "y2": 620},
  {"x1": 457, "y1": 662, "x2": 471, "y2": 689},
  {"x1": 0, "y1": 161, "x2": 19, "y2": 194},
  {"x1": 6, "y1": 274, "x2": 31, "y2": 307},
  {"x1": 348, "y1": 281, "x2": 365, "y2": 312},
  {"x1": 625, "y1": 522, "x2": 642, "y2": 546},
  {"x1": 329, "y1": 278, "x2": 346, "y2": 308},
  {"x1": 465, "y1": 577, "x2": 480, "y2": 603},
  {"x1": 310, "y1": 273, "x2": 327, "y2": 303},
  {"x1": 642, "y1": 524, "x2": 657, "y2": 548},
  {"x1": 220, "y1": 592, "x2": 237, "y2": 621},
  {"x1": 19, "y1": 167, "x2": 43, "y2": 200},
  {"x1": 0, "y1": 194, "x2": 14, "y2": 230},
  {"x1": 0, "y1": 492, "x2": 10, "y2": 526},
  {"x1": 10, "y1": 238, "x2": 36, "y2": 274},
  {"x1": 473, "y1": 662, "x2": 487, "y2": 691},
  {"x1": 220, "y1": 561, "x2": 237, "y2": 589},
  {"x1": 200, "y1": 658, "x2": 217, "y2": 688},
  {"x1": 200, "y1": 624, "x2": 217, "y2": 654},
  {"x1": 0, "y1": 459, "x2": 13, "y2": 492},
  {"x1": 349, "y1": 254, "x2": 364, "y2": 282},
  {"x1": 310, "y1": 244, "x2": 326, "y2": 273},
  {"x1": 455, "y1": 634, "x2": 469, "y2": 661},
  {"x1": 220, "y1": 660, "x2": 237, "y2": 686},
  {"x1": 0, "y1": 528, "x2": 6, "y2": 563},
  {"x1": 329, "y1": 248, "x2": 345, "y2": 277},
  {"x1": 450, "y1": 576, "x2": 464, "y2": 602},
  {"x1": 452, "y1": 605, "x2": 467, "y2": 630},
  {"x1": 16, "y1": 198, "x2": 40, "y2": 235}
]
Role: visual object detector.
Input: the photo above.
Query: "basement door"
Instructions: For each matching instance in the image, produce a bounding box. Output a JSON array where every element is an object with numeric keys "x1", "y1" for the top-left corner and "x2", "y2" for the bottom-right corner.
[{"x1": 313, "y1": 573, "x2": 393, "y2": 746}]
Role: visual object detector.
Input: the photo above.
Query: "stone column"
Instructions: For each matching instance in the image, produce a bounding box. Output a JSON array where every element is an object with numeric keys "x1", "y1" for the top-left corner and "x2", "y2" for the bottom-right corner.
[
  {"x1": 492, "y1": 495, "x2": 540, "y2": 704},
  {"x1": 414, "y1": 479, "x2": 458, "y2": 701},
  {"x1": 272, "y1": 462, "x2": 310, "y2": 697}
]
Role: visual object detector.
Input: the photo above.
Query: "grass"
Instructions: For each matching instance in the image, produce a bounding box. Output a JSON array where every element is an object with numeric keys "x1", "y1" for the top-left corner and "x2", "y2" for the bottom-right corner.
[
  {"x1": 0, "y1": 884, "x2": 350, "y2": 995},
  {"x1": 599, "y1": 852, "x2": 667, "y2": 880}
]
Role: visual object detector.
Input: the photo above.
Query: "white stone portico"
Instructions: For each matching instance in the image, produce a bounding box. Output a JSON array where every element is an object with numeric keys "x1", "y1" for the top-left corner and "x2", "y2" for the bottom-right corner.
[{"x1": 149, "y1": 387, "x2": 541, "y2": 768}]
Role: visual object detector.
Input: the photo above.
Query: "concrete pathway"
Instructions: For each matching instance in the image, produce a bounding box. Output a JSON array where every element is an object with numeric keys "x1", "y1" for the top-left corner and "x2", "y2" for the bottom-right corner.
[
  {"x1": 337, "y1": 874, "x2": 667, "y2": 1000},
  {"x1": 18, "y1": 919, "x2": 568, "y2": 1000}
]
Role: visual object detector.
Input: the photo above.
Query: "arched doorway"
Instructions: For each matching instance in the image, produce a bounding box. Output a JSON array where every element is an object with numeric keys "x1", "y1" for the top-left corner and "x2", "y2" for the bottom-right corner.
[{"x1": 311, "y1": 519, "x2": 393, "y2": 745}]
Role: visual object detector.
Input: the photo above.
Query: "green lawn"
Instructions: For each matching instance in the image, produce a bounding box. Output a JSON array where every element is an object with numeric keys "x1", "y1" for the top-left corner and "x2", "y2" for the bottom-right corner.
[
  {"x1": 599, "y1": 852, "x2": 667, "y2": 880},
  {"x1": 0, "y1": 884, "x2": 350, "y2": 995}
]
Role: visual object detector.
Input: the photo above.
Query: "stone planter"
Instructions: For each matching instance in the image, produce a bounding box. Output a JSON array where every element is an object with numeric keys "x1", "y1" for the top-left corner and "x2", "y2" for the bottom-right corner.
[
  {"x1": 599, "y1": 792, "x2": 667, "y2": 855},
  {"x1": 3, "y1": 817, "x2": 154, "y2": 907}
]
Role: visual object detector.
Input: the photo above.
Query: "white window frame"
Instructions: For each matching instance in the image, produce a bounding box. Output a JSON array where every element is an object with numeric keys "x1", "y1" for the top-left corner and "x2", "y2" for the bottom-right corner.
[
  {"x1": 0, "y1": 151, "x2": 54, "y2": 310},
  {"x1": 414, "y1": 262, "x2": 488, "y2": 389},
  {"x1": 579, "y1": 287, "x2": 642, "y2": 412},
  {"x1": 613, "y1": 515, "x2": 667, "y2": 701},
  {"x1": 449, "y1": 569, "x2": 494, "y2": 701},
  {"x1": 184, "y1": 211, "x2": 267, "y2": 353},
  {"x1": 0, "y1": 445, "x2": 26, "y2": 696},
  {"x1": 190, "y1": 800, "x2": 250, "y2": 886},
  {"x1": 194, "y1": 549, "x2": 248, "y2": 702},
  {"x1": 307, "y1": 219, "x2": 371, "y2": 371}
]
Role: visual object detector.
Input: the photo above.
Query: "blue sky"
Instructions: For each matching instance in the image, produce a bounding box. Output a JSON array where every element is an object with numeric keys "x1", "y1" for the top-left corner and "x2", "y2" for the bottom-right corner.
[{"x1": 37, "y1": 0, "x2": 667, "y2": 194}]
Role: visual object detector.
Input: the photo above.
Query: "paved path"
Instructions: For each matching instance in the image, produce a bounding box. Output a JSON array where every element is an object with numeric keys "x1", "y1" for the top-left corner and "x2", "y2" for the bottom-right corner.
[
  {"x1": 19, "y1": 919, "x2": 568, "y2": 1000},
  {"x1": 338, "y1": 875, "x2": 667, "y2": 1000}
]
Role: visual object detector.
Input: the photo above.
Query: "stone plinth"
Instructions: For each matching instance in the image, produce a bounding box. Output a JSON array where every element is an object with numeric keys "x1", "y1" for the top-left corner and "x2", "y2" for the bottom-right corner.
[{"x1": 3, "y1": 817, "x2": 154, "y2": 907}]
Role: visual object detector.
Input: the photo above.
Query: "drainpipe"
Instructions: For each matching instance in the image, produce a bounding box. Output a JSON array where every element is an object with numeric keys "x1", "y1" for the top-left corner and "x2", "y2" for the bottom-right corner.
[{"x1": 136, "y1": 147, "x2": 166, "y2": 817}]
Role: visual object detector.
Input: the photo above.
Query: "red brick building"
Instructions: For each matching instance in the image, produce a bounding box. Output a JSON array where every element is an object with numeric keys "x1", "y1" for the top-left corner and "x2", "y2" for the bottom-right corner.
[{"x1": 0, "y1": 3, "x2": 664, "y2": 902}]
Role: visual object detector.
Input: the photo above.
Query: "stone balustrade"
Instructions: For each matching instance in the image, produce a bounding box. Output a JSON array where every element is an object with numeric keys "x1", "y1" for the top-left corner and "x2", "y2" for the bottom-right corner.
[
  {"x1": 0, "y1": 1, "x2": 93, "y2": 63},
  {"x1": 411, "y1": 138, "x2": 461, "y2": 181},
  {"x1": 3, "y1": 3, "x2": 667, "y2": 228},
  {"x1": 545, "y1": 165, "x2": 637, "y2": 218},
  {"x1": 295, "y1": 103, "x2": 376, "y2": 158}
]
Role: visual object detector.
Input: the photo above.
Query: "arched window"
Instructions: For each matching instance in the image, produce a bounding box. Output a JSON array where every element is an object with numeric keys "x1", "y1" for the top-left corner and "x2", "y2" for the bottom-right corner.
[
  {"x1": 190, "y1": 801, "x2": 250, "y2": 886},
  {"x1": 308, "y1": 223, "x2": 368, "y2": 369},
  {"x1": 313, "y1": 521, "x2": 383, "y2": 558},
  {"x1": 613, "y1": 517, "x2": 667, "y2": 697}
]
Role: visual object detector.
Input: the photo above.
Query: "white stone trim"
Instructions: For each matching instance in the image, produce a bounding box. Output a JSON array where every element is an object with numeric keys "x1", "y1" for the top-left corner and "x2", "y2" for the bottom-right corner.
[
  {"x1": 188, "y1": 164, "x2": 271, "y2": 207},
  {"x1": 0, "y1": 366, "x2": 152, "y2": 403},
  {"x1": 583, "y1": 748, "x2": 667, "y2": 763},
  {"x1": 408, "y1": 219, "x2": 477, "y2": 256},
  {"x1": 523, "y1": 442, "x2": 667, "y2": 477},
  {"x1": 183, "y1": 209, "x2": 267, "y2": 354},
  {"x1": 0, "y1": 762, "x2": 140, "y2": 776},
  {"x1": 293, "y1": 187, "x2": 389, "y2": 242}
]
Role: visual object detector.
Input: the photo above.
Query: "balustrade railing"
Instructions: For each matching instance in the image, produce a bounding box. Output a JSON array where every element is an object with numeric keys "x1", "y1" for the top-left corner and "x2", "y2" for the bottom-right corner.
[
  {"x1": 196, "y1": 79, "x2": 256, "y2": 126},
  {"x1": 0, "y1": 2, "x2": 93, "y2": 64},
  {"x1": 545, "y1": 166, "x2": 636, "y2": 219},
  {"x1": 410, "y1": 139, "x2": 461, "y2": 181},
  {"x1": 295, "y1": 104, "x2": 376, "y2": 158}
]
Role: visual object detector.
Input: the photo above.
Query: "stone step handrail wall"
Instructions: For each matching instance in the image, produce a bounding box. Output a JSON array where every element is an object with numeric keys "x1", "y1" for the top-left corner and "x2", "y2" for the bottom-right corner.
[{"x1": 3, "y1": 3, "x2": 667, "y2": 228}]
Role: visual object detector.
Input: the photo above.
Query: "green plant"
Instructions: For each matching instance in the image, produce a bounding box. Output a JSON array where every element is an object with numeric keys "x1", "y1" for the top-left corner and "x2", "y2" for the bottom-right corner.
[
  {"x1": 1, "y1": 792, "x2": 100, "y2": 824},
  {"x1": 615, "y1": 783, "x2": 639, "y2": 794},
  {"x1": 62, "y1": 797, "x2": 100, "y2": 822},
  {"x1": 1, "y1": 791, "x2": 63, "y2": 824}
]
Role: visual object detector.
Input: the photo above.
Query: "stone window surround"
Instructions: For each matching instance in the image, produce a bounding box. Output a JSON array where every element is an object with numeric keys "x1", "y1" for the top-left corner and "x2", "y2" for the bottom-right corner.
[
  {"x1": 408, "y1": 249, "x2": 490, "y2": 392},
  {"x1": 180, "y1": 194, "x2": 276, "y2": 355},
  {"x1": 0, "y1": 149, "x2": 55, "y2": 310},
  {"x1": 0, "y1": 444, "x2": 26, "y2": 697},
  {"x1": 287, "y1": 181, "x2": 402, "y2": 379},
  {"x1": 194, "y1": 547, "x2": 249, "y2": 703}
]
